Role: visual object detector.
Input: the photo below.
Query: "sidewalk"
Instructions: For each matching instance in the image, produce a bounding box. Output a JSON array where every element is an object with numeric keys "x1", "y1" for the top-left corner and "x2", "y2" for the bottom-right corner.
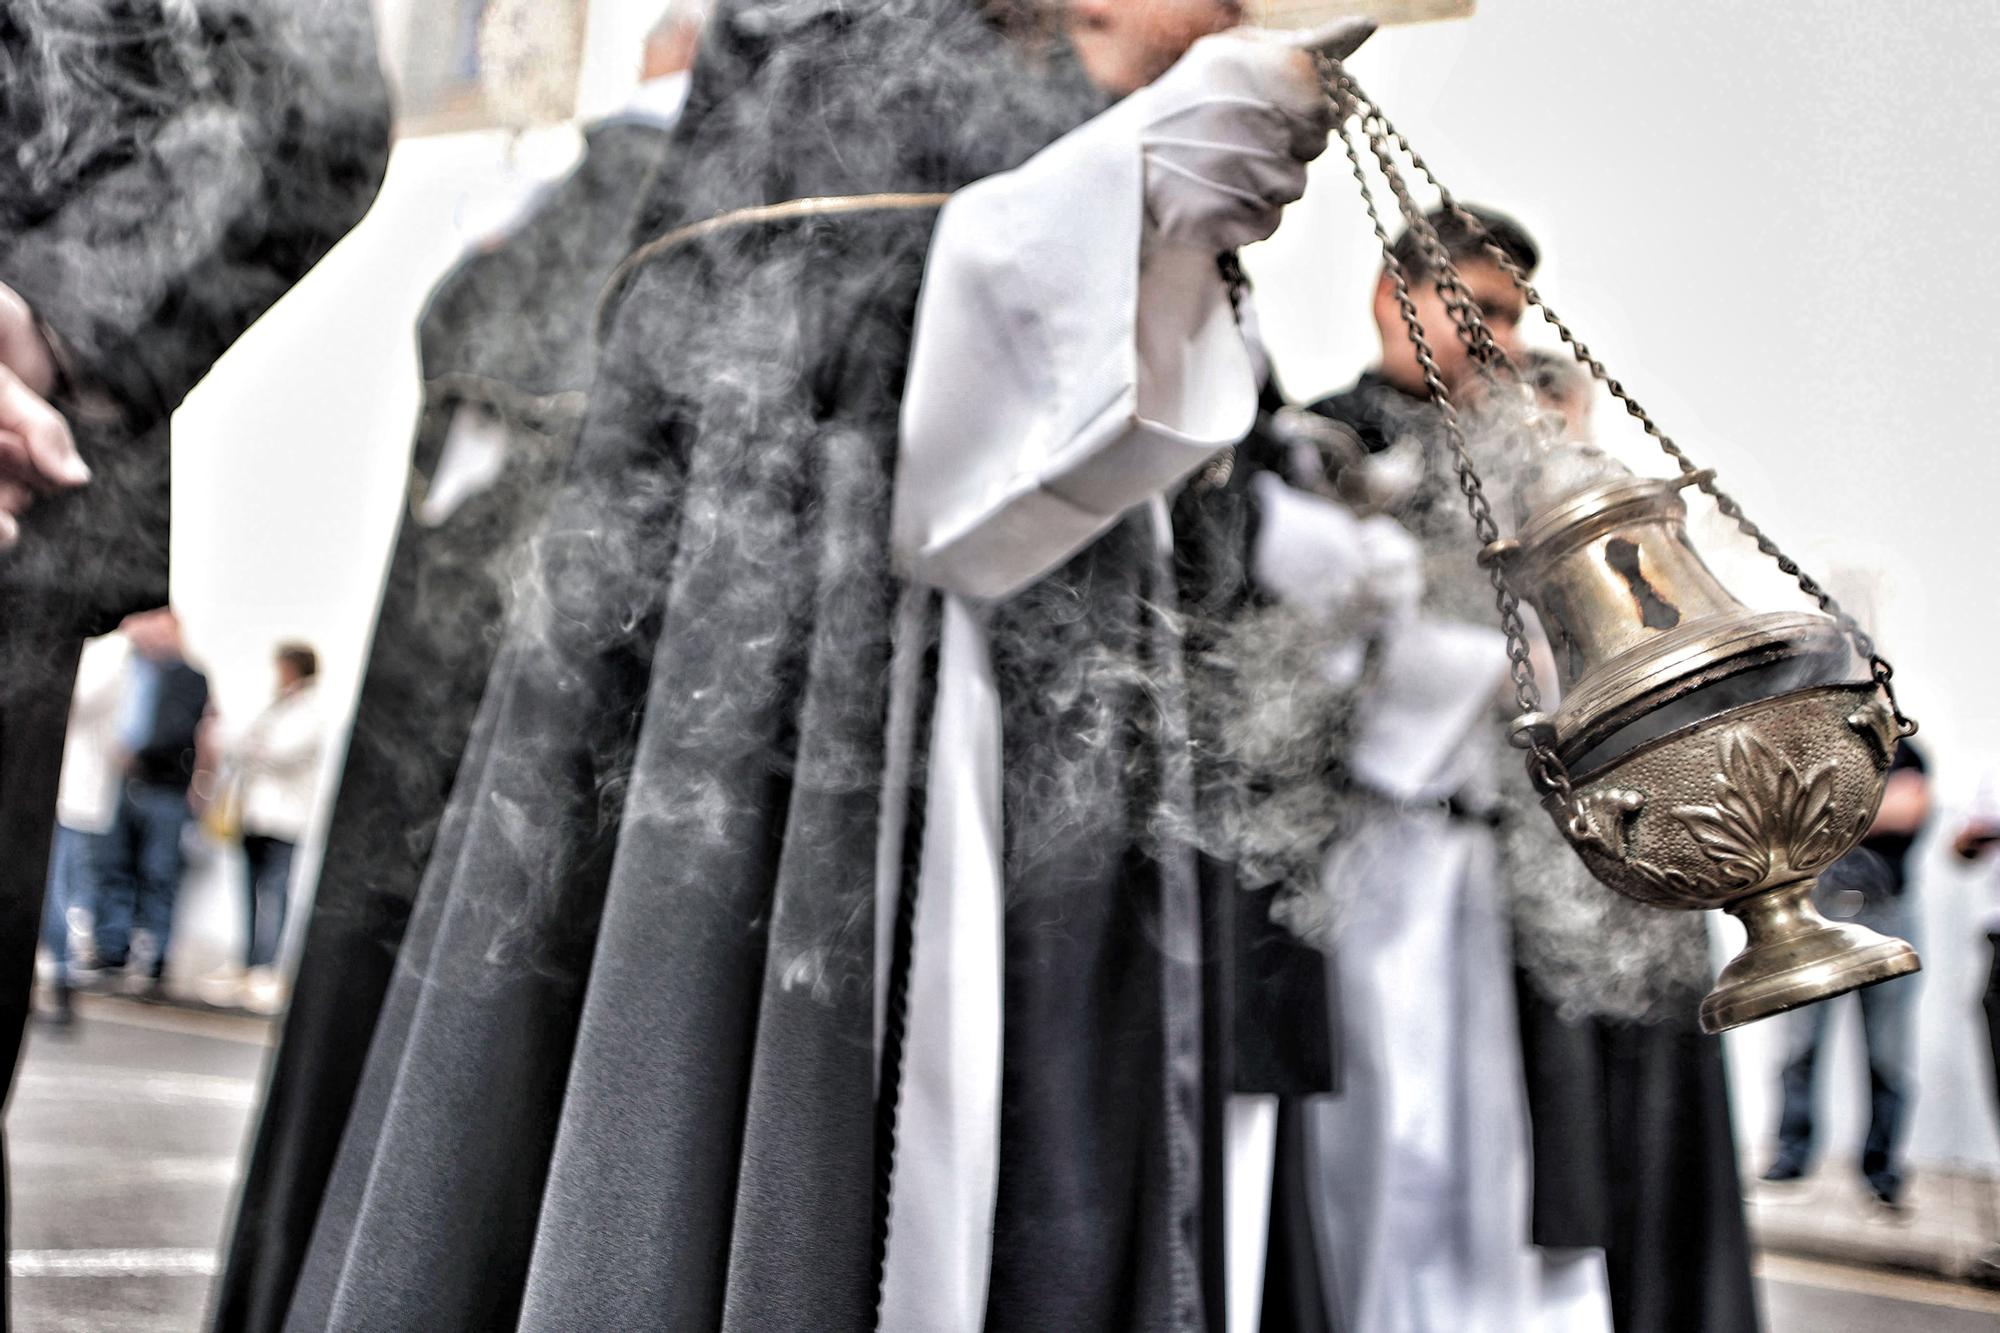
[{"x1": 1747, "y1": 1159, "x2": 2000, "y2": 1284}]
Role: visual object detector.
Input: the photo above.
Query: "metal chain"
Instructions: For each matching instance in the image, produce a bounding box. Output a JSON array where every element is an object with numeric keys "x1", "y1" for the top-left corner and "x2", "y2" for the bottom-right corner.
[
  {"x1": 1329, "y1": 68, "x2": 1916, "y2": 739},
  {"x1": 1326, "y1": 84, "x2": 1576, "y2": 805}
]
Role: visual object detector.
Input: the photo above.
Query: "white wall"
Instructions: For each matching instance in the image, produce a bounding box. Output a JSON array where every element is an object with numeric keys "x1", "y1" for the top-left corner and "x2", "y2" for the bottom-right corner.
[{"x1": 163, "y1": 0, "x2": 2000, "y2": 1166}]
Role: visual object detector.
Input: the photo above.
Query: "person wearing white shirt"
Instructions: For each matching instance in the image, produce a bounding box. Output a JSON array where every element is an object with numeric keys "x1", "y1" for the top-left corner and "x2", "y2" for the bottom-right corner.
[
  {"x1": 227, "y1": 644, "x2": 326, "y2": 1010},
  {"x1": 33, "y1": 632, "x2": 132, "y2": 1023}
]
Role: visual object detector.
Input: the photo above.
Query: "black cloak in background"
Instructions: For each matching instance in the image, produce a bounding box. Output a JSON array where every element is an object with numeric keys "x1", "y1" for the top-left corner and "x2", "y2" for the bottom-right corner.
[
  {"x1": 213, "y1": 110, "x2": 678, "y2": 1333},
  {"x1": 280, "y1": 1, "x2": 1331, "y2": 1328}
]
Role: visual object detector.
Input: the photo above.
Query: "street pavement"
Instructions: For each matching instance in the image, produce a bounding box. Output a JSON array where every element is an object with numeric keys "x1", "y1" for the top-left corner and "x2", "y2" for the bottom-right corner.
[
  {"x1": 6, "y1": 996, "x2": 1998, "y2": 1331},
  {"x1": 8, "y1": 997, "x2": 268, "y2": 1333}
]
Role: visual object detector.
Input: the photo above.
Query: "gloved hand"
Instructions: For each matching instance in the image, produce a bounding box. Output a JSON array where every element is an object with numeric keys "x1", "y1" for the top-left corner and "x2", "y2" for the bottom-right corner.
[{"x1": 1136, "y1": 19, "x2": 1372, "y2": 253}]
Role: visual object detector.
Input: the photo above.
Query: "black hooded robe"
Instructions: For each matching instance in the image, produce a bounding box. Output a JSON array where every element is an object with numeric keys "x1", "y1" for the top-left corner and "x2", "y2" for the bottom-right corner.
[
  {"x1": 211, "y1": 107, "x2": 679, "y2": 1333},
  {"x1": 282, "y1": 3, "x2": 1332, "y2": 1328}
]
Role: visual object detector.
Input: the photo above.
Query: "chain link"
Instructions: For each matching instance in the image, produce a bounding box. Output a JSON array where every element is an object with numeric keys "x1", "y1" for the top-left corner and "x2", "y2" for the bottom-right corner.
[
  {"x1": 1328, "y1": 67, "x2": 1915, "y2": 740},
  {"x1": 1326, "y1": 82, "x2": 1576, "y2": 808},
  {"x1": 1316, "y1": 60, "x2": 1915, "y2": 816}
]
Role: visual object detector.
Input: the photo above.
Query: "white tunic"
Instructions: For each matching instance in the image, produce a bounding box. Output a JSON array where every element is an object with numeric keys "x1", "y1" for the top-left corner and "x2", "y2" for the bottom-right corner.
[{"x1": 1311, "y1": 621, "x2": 1614, "y2": 1333}]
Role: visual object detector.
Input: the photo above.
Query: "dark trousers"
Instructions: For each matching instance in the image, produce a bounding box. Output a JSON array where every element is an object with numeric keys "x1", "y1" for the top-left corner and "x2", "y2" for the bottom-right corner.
[
  {"x1": 242, "y1": 834, "x2": 295, "y2": 970},
  {"x1": 1772, "y1": 892, "x2": 1920, "y2": 1196},
  {"x1": 94, "y1": 782, "x2": 191, "y2": 977},
  {"x1": 1984, "y1": 934, "x2": 2000, "y2": 1120}
]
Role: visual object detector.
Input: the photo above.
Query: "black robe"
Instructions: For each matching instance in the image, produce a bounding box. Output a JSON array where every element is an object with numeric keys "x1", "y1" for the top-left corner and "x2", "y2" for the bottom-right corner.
[
  {"x1": 0, "y1": 4, "x2": 387, "y2": 1324},
  {"x1": 211, "y1": 112, "x2": 677, "y2": 1333},
  {"x1": 282, "y1": 3, "x2": 1336, "y2": 1327},
  {"x1": 1307, "y1": 372, "x2": 1758, "y2": 1333}
]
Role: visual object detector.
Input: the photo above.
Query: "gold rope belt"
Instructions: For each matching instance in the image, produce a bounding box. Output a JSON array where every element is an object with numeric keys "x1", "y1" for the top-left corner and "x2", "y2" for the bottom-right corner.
[{"x1": 596, "y1": 191, "x2": 954, "y2": 335}]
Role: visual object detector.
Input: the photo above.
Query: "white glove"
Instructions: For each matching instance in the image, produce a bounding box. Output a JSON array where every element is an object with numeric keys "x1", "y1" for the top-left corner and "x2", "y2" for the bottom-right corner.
[
  {"x1": 1250, "y1": 471, "x2": 1421, "y2": 627},
  {"x1": 1135, "y1": 20, "x2": 1370, "y2": 253}
]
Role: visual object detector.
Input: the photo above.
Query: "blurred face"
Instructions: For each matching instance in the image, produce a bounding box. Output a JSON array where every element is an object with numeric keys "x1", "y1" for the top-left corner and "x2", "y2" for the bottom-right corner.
[
  {"x1": 1373, "y1": 257, "x2": 1528, "y2": 395},
  {"x1": 120, "y1": 609, "x2": 182, "y2": 662},
  {"x1": 642, "y1": 19, "x2": 701, "y2": 80},
  {"x1": 1066, "y1": 0, "x2": 1243, "y2": 95}
]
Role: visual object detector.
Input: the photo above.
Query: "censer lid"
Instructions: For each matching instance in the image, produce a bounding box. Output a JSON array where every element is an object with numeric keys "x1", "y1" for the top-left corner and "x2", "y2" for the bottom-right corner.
[
  {"x1": 1509, "y1": 472, "x2": 1709, "y2": 573},
  {"x1": 1490, "y1": 441, "x2": 1862, "y2": 769},
  {"x1": 1506, "y1": 449, "x2": 1709, "y2": 573}
]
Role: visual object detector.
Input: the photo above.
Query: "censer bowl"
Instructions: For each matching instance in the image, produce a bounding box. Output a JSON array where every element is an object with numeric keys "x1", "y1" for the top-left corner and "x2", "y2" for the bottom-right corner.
[{"x1": 1547, "y1": 682, "x2": 1919, "y2": 1033}]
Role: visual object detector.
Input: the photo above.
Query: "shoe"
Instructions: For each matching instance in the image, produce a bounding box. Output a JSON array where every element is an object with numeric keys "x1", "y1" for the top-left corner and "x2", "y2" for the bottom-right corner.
[
  {"x1": 71, "y1": 962, "x2": 117, "y2": 995},
  {"x1": 196, "y1": 968, "x2": 248, "y2": 1008},
  {"x1": 244, "y1": 966, "x2": 290, "y2": 1016},
  {"x1": 34, "y1": 983, "x2": 75, "y2": 1028},
  {"x1": 1761, "y1": 1159, "x2": 1809, "y2": 1184},
  {"x1": 1869, "y1": 1181, "x2": 1906, "y2": 1213}
]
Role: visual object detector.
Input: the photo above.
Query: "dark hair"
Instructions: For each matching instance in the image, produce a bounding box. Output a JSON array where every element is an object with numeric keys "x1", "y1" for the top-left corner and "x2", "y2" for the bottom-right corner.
[
  {"x1": 276, "y1": 642, "x2": 318, "y2": 680},
  {"x1": 1387, "y1": 203, "x2": 1539, "y2": 286}
]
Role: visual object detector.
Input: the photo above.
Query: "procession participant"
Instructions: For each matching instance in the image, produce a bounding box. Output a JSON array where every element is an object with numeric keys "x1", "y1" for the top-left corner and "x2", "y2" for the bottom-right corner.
[
  {"x1": 0, "y1": 3, "x2": 387, "y2": 1317},
  {"x1": 211, "y1": 10, "x2": 707, "y2": 1328},
  {"x1": 1301, "y1": 205, "x2": 1759, "y2": 1333},
  {"x1": 283, "y1": 2, "x2": 1377, "y2": 1328}
]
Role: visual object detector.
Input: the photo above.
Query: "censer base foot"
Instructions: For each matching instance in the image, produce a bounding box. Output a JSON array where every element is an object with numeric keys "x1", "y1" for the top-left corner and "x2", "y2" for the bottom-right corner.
[{"x1": 1701, "y1": 880, "x2": 1921, "y2": 1034}]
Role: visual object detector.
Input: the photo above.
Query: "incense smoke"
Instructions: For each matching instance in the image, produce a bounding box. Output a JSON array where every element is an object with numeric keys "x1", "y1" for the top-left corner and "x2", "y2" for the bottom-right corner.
[
  {"x1": 0, "y1": 0, "x2": 389, "y2": 688},
  {"x1": 5, "y1": 0, "x2": 1721, "y2": 1025}
]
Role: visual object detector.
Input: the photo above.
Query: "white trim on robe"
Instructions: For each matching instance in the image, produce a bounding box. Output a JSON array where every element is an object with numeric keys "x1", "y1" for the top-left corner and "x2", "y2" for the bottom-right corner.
[
  {"x1": 892, "y1": 94, "x2": 1254, "y2": 603},
  {"x1": 877, "y1": 598, "x2": 1006, "y2": 1332},
  {"x1": 879, "y1": 86, "x2": 1264, "y2": 1330}
]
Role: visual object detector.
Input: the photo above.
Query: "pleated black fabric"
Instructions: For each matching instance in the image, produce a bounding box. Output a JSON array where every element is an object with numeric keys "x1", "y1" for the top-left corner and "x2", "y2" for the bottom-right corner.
[
  {"x1": 281, "y1": 6, "x2": 1352, "y2": 1325},
  {"x1": 277, "y1": 3, "x2": 1182, "y2": 1327},
  {"x1": 981, "y1": 515, "x2": 1207, "y2": 1331},
  {"x1": 1516, "y1": 979, "x2": 1760, "y2": 1333},
  {"x1": 213, "y1": 117, "x2": 674, "y2": 1333}
]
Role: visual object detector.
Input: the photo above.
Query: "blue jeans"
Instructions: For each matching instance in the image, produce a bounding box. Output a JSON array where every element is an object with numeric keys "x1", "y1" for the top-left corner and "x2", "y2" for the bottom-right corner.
[
  {"x1": 1772, "y1": 874, "x2": 1920, "y2": 1197},
  {"x1": 242, "y1": 834, "x2": 295, "y2": 969},
  {"x1": 93, "y1": 783, "x2": 191, "y2": 976},
  {"x1": 39, "y1": 824, "x2": 101, "y2": 985}
]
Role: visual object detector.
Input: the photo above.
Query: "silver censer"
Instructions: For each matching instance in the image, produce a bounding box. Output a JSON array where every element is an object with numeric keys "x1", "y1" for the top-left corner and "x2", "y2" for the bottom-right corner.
[
  {"x1": 1485, "y1": 466, "x2": 1919, "y2": 1033},
  {"x1": 1324, "y1": 65, "x2": 1922, "y2": 1035}
]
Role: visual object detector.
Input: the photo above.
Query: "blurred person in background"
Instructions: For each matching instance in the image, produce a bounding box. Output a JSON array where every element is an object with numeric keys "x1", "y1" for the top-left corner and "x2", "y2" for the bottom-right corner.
[
  {"x1": 213, "y1": 6, "x2": 706, "y2": 1327},
  {"x1": 83, "y1": 609, "x2": 208, "y2": 993},
  {"x1": 213, "y1": 642, "x2": 326, "y2": 1014},
  {"x1": 32, "y1": 631, "x2": 133, "y2": 1026},
  {"x1": 1762, "y1": 738, "x2": 1930, "y2": 1209}
]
